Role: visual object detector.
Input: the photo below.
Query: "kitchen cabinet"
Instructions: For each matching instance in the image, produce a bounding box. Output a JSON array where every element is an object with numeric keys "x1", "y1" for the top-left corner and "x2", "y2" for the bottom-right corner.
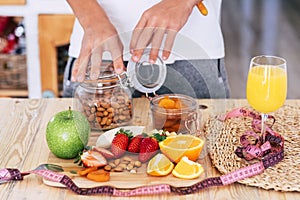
[
  {"x1": 39, "y1": 14, "x2": 74, "y2": 97},
  {"x1": 0, "y1": 0, "x2": 73, "y2": 98}
]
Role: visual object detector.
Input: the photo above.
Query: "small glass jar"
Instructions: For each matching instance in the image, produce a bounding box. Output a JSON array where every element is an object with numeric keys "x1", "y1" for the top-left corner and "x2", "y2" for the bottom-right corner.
[
  {"x1": 150, "y1": 94, "x2": 199, "y2": 134},
  {"x1": 74, "y1": 66, "x2": 133, "y2": 131}
]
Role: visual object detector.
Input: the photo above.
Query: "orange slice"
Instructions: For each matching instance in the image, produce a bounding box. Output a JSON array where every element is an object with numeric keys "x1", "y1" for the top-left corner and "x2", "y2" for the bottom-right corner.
[
  {"x1": 159, "y1": 134, "x2": 204, "y2": 163},
  {"x1": 172, "y1": 156, "x2": 204, "y2": 179},
  {"x1": 147, "y1": 153, "x2": 174, "y2": 176}
]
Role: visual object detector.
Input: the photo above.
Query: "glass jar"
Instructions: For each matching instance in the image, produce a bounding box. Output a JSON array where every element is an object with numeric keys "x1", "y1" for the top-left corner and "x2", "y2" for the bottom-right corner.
[
  {"x1": 150, "y1": 94, "x2": 199, "y2": 134},
  {"x1": 74, "y1": 66, "x2": 133, "y2": 131}
]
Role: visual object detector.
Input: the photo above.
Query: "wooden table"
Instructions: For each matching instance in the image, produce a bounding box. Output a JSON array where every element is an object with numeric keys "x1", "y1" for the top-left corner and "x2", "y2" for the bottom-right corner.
[{"x1": 0, "y1": 98, "x2": 299, "y2": 200}]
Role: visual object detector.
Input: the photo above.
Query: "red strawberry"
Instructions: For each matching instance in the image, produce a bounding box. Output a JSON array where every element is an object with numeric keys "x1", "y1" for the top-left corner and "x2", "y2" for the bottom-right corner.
[
  {"x1": 138, "y1": 137, "x2": 159, "y2": 162},
  {"x1": 92, "y1": 147, "x2": 114, "y2": 159},
  {"x1": 138, "y1": 133, "x2": 167, "y2": 162},
  {"x1": 110, "y1": 129, "x2": 132, "y2": 158},
  {"x1": 80, "y1": 150, "x2": 107, "y2": 168},
  {"x1": 128, "y1": 134, "x2": 144, "y2": 153}
]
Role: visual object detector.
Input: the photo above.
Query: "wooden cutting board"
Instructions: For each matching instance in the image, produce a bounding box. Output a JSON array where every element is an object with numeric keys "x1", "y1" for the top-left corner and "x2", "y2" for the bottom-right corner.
[
  {"x1": 43, "y1": 127, "x2": 207, "y2": 189},
  {"x1": 43, "y1": 153, "x2": 206, "y2": 189},
  {"x1": 44, "y1": 152, "x2": 206, "y2": 189}
]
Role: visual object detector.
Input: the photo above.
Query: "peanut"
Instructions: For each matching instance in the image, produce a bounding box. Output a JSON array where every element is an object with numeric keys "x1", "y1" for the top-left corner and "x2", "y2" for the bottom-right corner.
[
  {"x1": 114, "y1": 159, "x2": 121, "y2": 166},
  {"x1": 99, "y1": 155, "x2": 145, "y2": 174},
  {"x1": 122, "y1": 156, "x2": 132, "y2": 162},
  {"x1": 107, "y1": 107, "x2": 114, "y2": 113},
  {"x1": 113, "y1": 166, "x2": 123, "y2": 172},
  {"x1": 101, "y1": 102, "x2": 110, "y2": 109},
  {"x1": 104, "y1": 165, "x2": 112, "y2": 171},
  {"x1": 134, "y1": 161, "x2": 142, "y2": 168},
  {"x1": 88, "y1": 114, "x2": 95, "y2": 122},
  {"x1": 90, "y1": 107, "x2": 96, "y2": 113},
  {"x1": 111, "y1": 102, "x2": 120, "y2": 109},
  {"x1": 108, "y1": 162, "x2": 116, "y2": 168},
  {"x1": 118, "y1": 163, "x2": 127, "y2": 169},
  {"x1": 126, "y1": 164, "x2": 134, "y2": 171},
  {"x1": 106, "y1": 118, "x2": 112, "y2": 126},
  {"x1": 119, "y1": 115, "x2": 126, "y2": 121},
  {"x1": 97, "y1": 107, "x2": 105, "y2": 112},
  {"x1": 101, "y1": 117, "x2": 108, "y2": 125}
]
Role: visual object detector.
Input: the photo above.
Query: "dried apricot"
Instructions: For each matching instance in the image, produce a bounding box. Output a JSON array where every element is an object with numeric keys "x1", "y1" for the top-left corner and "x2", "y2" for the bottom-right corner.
[
  {"x1": 78, "y1": 166, "x2": 98, "y2": 176},
  {"x1": 158, "y1": 97, "x2": 176, "y2": 109},
  {"x1": 174, "y1": 98, "x2": 182, "y2": 109},
  {"x1": 86, "y1": 169, "x2": 110, "y2": 182}
]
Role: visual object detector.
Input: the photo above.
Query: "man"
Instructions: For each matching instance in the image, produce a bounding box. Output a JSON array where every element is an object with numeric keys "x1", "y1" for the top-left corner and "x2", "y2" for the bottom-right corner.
[{"x1": 63, "y1": 0, "x2": 230, "y2": 98}]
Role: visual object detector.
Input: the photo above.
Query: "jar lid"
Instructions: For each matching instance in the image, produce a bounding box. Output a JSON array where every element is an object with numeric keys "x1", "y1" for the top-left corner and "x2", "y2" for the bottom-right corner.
[{"x1": 127, "y1": 49, "x2": 166, "y2": 94}]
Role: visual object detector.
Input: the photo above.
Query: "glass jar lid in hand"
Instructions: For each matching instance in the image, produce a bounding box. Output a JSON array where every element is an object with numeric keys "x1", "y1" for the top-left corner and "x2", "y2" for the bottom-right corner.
[{"x1": 127, "y1": 49, "x2": 167, "y2": 95}]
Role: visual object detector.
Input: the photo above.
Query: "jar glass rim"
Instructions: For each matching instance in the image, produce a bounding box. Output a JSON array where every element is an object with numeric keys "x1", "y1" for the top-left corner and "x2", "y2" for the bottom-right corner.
[
  {"x1": 81, "y1": 70, "x2": 127, "y2": 90},
  {"x1": 150, "y1": 93, "x2": 198, "y2": 113}
]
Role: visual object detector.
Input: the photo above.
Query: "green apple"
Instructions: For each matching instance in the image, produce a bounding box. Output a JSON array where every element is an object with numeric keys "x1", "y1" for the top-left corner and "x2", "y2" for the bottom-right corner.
[{"x1": 46, "y1": 108, "x2": 91, "y2": 159}]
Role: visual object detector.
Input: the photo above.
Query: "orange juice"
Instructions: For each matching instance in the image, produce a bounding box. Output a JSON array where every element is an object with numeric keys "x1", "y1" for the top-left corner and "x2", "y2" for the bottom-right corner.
[{"x1": 246, "y1": 65, "x2": 287, "y2": 113}]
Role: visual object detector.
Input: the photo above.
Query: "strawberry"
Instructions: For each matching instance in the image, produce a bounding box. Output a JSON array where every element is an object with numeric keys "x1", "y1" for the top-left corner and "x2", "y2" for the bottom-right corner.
[
  {"x1": 110, "y1": 128, "x2": 132, "y2": 158},
  {"x1": 80, "y1": 150, "x2": 107, "y2": 168},
  {"x1": 128, "y1": 134, "x2": 144, "y2": 153},
  {"x1": 138, "y1": 133, "x2": 167, "y2": 162},
  {"x1": 92, "y1": 147, "x2": 114, "y2": 159},
  {"x1": 138, "y1": 137, "x2": 159, "y2": 162}
]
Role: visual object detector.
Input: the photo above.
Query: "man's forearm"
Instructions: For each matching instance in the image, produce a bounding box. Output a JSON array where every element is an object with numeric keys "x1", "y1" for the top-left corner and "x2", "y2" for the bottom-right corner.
[{"x1": 66, "y1": 0, "x2": 110, "y2": 30}]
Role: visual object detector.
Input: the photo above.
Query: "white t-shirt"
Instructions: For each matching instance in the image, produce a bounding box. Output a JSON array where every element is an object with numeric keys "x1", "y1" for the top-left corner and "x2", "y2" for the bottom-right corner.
[{"x1": 68, "y1": 0, "x2": 224, "y2": 63}]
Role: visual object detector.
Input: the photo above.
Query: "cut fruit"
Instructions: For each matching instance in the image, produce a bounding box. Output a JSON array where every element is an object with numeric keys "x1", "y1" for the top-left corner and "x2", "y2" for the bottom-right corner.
[
  {"x1": 147, "y1": 153, "x2": 174, "y2": 176},
  {"x1": 80, "y1": 150, "x2": 107, "y2": 168},
  {"x1": 159, "y1": 134, "x2": 204, "y2": 163},
  {"x1": 172, "y1": 156, "x2": 204, "y2": 179}
]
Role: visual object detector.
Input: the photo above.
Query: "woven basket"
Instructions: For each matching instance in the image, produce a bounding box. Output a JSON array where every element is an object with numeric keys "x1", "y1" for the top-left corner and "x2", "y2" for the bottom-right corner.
[
  {"x1": 203, "y1": 105, "x2": 300, "y2": 192},
  {"x1": 0, "y1": 54, "x2": 27, "y2": 89}
]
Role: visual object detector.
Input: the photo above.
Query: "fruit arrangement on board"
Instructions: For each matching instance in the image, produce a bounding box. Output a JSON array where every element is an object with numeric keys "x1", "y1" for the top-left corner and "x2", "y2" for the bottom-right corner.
[{"x1": 45, "y1": 108, "x2": 205, "y2": 183}]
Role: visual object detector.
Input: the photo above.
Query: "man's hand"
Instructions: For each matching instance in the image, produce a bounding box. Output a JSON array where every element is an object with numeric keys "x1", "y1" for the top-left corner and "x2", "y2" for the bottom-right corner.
[
  {"x1": 130, "y1": 0, "x2": 198, "y2": 63},
  {"x1": 67, "y1": 0, "x2": 125, "y2": 82},
  {"x1": 72, "y1": 23, "x2": 125, "y2": 82}
]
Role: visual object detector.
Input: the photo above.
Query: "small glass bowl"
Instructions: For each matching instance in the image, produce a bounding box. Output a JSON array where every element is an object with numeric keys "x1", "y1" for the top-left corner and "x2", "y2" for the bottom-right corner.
[{"x1": 150, "y1": 94, "x2": 199, "y2": 134}]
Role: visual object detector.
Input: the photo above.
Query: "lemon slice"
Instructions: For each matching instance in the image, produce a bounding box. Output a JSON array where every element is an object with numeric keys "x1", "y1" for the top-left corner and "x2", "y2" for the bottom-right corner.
[
  {"x1": 147, "y1": 153, "x2": 174, "y2": 176},
  {"x1": 159, "y1": 134, "x2": 204, "y2": 163},
  {"x1": 172, "y1": 156, "x2": 204, "y2": 179}
]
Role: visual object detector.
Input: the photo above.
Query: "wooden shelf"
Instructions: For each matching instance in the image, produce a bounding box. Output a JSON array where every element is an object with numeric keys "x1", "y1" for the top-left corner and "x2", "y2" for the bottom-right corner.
[
  {"x1": 0, "y1": 89, "x2": 28, "y2": 97},
  {"x1": 0, "y1": 0, "x2": 26, "y2": 5}
]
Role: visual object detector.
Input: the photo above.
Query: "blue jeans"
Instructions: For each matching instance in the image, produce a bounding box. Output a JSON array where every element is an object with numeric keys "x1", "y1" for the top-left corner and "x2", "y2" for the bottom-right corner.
[{"x1": 62, "y1": 58, "x2": 230, "y2": 99}]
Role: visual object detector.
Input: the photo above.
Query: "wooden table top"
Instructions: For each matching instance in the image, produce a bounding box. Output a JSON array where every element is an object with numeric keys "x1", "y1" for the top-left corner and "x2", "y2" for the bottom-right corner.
[{"x1": 0, "y1": 98, "x2": 299, "y2": 200}]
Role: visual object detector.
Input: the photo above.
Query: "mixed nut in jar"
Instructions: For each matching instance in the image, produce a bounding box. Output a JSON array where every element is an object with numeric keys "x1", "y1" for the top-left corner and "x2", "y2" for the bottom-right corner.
[
  {"x1": 74, "y1": 66, "x2": 133, "y2": 130},
  {"x1": 150, "y1": 94, "x2": 199, "y2": 134}
]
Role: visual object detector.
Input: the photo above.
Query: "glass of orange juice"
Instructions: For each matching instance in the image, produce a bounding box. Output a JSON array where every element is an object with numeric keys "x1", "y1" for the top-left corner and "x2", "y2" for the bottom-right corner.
[{"x1": 246, "y1": 55, "x2": 287, "y2": 140}]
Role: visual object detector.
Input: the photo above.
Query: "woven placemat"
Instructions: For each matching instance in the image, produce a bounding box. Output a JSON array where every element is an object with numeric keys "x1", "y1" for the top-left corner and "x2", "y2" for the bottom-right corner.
[{"x1": 203, "y1": 105, "x2": 300, "y2": 192}]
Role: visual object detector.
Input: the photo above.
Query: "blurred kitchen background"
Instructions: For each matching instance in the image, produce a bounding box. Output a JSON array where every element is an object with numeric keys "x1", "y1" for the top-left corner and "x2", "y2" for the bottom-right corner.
[
  {"x1": 0, "y1": 0, "x2": 299, "y2": 99},
  {"x1": 222, "y1": 0, "x2": 300, "y2": 99}
]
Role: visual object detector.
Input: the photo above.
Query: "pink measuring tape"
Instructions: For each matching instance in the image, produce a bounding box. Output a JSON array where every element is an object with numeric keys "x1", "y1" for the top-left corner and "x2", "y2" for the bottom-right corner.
[{"x1": 0, "y1": 108, "x2": 284, "y2": 196}]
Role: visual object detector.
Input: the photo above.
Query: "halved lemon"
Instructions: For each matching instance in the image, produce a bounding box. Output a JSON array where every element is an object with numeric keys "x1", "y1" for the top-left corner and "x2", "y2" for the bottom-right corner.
[
  {"x1": 172, "y1": 156, "x2": 204, "y2": 179},
  {"x1": 159, "y1": 134, "x2": 204, "y2": 163},
  {"x1": 147, "y1": 153, "x2": 174, "y2": 176}
]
